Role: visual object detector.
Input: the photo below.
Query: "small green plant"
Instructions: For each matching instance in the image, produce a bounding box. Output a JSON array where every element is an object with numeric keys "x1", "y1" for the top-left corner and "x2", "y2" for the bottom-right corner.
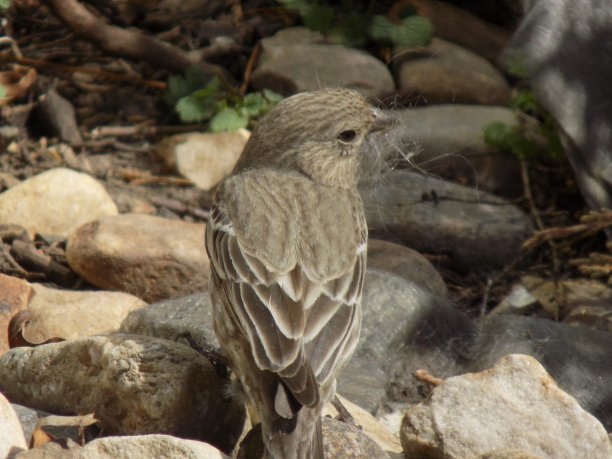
[
  {"x1": 277, "y1": 0, "x2": 433, "y2": 48},
  {"x1": 484, "y1": 89, "x2": 564, "y2": 161},
  {"x1": 164, "y1": 67, "x2": 283, "y2": 131}
]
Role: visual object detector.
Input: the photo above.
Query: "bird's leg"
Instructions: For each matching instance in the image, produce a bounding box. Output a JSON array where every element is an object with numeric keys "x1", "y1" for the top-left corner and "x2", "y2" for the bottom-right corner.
[
  {"x1": 331, "y1": 396, "x2": 358, "y2": 428},
  {"x1": 177, "y1": 332, "x2": 231, "y2": 381}
]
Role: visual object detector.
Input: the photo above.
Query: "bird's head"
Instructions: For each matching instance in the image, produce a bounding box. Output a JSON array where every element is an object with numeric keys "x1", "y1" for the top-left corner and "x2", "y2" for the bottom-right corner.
[{"x1": 233, "y1": 89, "x2": 392, "y2": 189}]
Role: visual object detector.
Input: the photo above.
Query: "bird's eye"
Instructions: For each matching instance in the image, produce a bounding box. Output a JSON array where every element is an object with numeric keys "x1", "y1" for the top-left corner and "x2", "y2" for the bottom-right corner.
[{"x1": 338, "y1": 129, "x2": 357, "y2": 143}]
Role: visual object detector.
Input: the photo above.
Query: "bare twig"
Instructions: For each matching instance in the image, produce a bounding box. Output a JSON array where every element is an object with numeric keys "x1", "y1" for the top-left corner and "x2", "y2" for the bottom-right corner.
[
  {"x1": 41, "y1": 0, "x2": 233, "y2": 83},
  {"x1": 0, "y1": 52, "x2": 166, "y2": 89},
  {"x1": 239, "y1": 41, "x2": 262, "y2": 96},
  {"x1": 113, "y1": 167, "x2": 193, "y2": 186}
]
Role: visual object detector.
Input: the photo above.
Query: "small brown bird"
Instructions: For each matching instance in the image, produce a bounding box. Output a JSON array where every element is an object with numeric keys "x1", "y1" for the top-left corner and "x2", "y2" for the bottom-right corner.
[{"x1": 206, "y1": 89, "x2": 390, "y2": 458}]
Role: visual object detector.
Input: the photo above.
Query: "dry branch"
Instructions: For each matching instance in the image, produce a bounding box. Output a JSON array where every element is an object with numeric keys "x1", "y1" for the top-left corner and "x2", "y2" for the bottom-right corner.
[{"x1": 42, "y1": 0, "x2": 232, "y2": 82}]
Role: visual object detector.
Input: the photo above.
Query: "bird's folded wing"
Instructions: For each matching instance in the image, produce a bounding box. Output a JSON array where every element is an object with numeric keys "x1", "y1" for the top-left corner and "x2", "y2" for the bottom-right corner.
[{"x1": 206, "y1": 182, "x2": 365, "y2": 409}]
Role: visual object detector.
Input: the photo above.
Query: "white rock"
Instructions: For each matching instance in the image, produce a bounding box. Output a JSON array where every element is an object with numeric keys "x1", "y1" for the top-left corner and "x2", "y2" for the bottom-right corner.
[
  {"x1": 13, "y1": 434, "x2": 229, "y2": 459},
  {"x1": 0, "y1": 392, "x2": 27, "y2": 458},
  {"x1": 156, "y1": 130, "x2": 250, "y2": 190},
  {"x1": 0, "y1": 168, "x2": 117, "y2": 238},
  {"x1": 81, "y1": 434, "x2": 229, "y2": 459},
  {"x1": 400, "y1": 354, "x2": 612, "y2": 459}
]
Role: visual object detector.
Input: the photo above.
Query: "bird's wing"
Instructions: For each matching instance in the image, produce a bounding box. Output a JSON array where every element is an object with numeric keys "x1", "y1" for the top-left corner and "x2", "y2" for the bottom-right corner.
[{"x1": 206, "y1": 171, "x2": 365, "y2": 412}]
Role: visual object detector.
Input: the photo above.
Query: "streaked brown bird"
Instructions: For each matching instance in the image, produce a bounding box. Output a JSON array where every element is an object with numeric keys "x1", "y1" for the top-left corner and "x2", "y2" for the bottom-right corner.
[{"x1": 206, "y1": 88, "x2": 390, "y2": 459}]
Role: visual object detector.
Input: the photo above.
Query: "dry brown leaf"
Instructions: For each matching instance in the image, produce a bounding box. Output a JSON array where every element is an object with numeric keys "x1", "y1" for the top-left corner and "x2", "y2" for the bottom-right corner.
[
  {"x1": 30, "y1": 425, "x2": 55, "y2": 449},
  {"x1": 29, "y1": 414, "x2": 98, "y2": 449},
  {"x1": 8, "y1": 310, "x2": 64, "y2": 348},
  {"x1": 0, "y1": 66, "x2": 37, "y2": 105}
]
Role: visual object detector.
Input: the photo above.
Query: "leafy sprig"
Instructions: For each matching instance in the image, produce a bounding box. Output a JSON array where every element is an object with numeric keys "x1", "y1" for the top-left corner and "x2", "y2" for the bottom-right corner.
[{"x1": 165, "y1": 67, "x2": 283, "y2": 131}]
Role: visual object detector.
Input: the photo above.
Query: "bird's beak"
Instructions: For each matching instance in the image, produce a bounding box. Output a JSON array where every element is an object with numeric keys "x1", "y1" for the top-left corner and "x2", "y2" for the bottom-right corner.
[{"x1": 369, "y1": 107, "x2": 395, "y2": 133}]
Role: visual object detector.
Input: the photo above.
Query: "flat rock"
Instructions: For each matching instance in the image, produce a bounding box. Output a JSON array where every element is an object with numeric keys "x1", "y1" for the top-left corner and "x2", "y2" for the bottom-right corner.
[
  {"x1": 25, "y1": 283, "x2": 147, "y2": 341},
  {"x1": 0, "y1": 168, "x2": 117, "y2": 238},
  {"x1": 0, "y1": 392, "x2": 27, "y2": 458},
  {"x1": 390, "y1": 105, "x2": 521, "y2": 197},
  {"x1": 15, "y1": 434, "x2": 229, "y2": 459},
  {"x1": 395, "y1": 38, "x2": 511, "y2": 105},
  {"x1": 66, "y1": 214, "x2": 209, "y2": 303},
  {"x1": 251, "y1": 27, "x2": 395, "y2": 98},
  {"x1": 400, "y1": 354, "x2": 611, "y2": 459},
  {"x1": 0, "y1": 274, "x2": 33, "y2": 355},
  {"x1": 409, "y1": 0, "x2": 511, "y2": 63},
  {"x1": 0, "y1": 334, "x2": 245, "y2": 454},
  {"x1": 359, "y1": 170, "x2": 533, "y2": 270},
  {"x1": 156, "y1": 130, "x2": 250, "y2": 191}
]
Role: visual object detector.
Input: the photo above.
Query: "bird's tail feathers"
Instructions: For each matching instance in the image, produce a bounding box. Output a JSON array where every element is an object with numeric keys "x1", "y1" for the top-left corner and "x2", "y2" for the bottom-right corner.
[{"x1": 265, "y1": 408, "x2": 324, "y2": 459}]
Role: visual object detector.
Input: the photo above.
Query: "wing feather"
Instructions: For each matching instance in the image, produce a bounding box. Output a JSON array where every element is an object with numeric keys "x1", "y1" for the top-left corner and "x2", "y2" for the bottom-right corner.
[{"x1": 206, "y1": 175, "x2": 366, "y2": 413}]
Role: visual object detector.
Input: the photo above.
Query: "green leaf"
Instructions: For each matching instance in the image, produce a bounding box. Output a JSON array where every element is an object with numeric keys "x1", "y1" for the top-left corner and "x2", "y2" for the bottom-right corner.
[
  {"x1": 0, "y1": 0, "x2": 11, "y2": 10},
  {"x1": 263, "y1": 89, "x2": 284, "y2": 105},
  {"x1": 241, "y1": 92, "x2": 268, "y2": 116},
  {"x1": 175, "y1": 96, "x2": 216, "y2": 123},
  {"x1": 483, "y1": 122, "x2": 512, "y2": 148},
  {"x1": 0, "y1": 84, "x2": 7, "y2": 98},
  {"x1": 510, "y1": 90, "x2": 539, "y2": 115},
  {"x1": 301, "y1": 3, "x2": 334, "y2": 33},
  {"x1": 368, "y1": 15, "x2": 394, "y2": 44},
  {"x1": 209, "y1": 108, "x2": 249, "y2": 132},
  {"x1": 192, "y1": 76, "x2": 220, "y2": 99},
  {"x1": 391, "y1": 16, "x2": 433, "y2": 47}
]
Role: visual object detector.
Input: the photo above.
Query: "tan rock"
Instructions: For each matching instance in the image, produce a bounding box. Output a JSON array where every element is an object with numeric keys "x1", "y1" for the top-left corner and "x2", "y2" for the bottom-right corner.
[
  {"x1": 0, "y1": 168, "x2": 117, "y2": 238},
  {"x1": 0, "y1": 334, "x2": 245, "y2": 454},
  {"x1": 395, "y1": 38, "x2": 511, "y2": 105},
  {"x1": 323, "y1": 395, "x2": 402, "y2": 458},
  {"x1": 66, "y1": 214, "x2": 209, "y2": 302},
  {"x1": 156, "y1": 130, "x2": 250, "y2": 191},
  {"x1": 14, "y1": 434, "x2": 229, "y2": 459},
  {"x1": 26, "y1": 284, "x2": 147, "y2": 340},
  {"x1": 400, "y1": 354, "x2": 612, "y2": 459}
]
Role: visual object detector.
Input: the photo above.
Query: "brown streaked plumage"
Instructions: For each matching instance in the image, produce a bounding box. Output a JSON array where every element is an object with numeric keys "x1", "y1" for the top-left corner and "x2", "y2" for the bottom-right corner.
[{"x1": 206, "y1": 88, "x2": 390, "y2": 459}]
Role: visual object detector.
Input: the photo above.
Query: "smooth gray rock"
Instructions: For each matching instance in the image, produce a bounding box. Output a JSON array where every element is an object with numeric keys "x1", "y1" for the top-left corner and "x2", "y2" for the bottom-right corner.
[
  {"x1": 359, "y1": 170, "x2": 533, "y2": 270},
  {"x1": 251, "y1": 27, "x2": 395, "y2": 98},
  {"x1": 120, "y1": 293, "x2": 218, "y2": 349},
  {"x1": 389, "y1": 105, "x2": 521, "y2": 197},
  {"x1": 395, "y1": 38, "x2": 511, "y2": 105},
  {"x1": 339, "y1": 239, "x2": 463, "y2": 413}
]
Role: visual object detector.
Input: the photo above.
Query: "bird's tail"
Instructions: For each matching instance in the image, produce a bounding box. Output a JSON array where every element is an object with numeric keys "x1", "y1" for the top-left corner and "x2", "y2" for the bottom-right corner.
[{"x1": 264, "y1": 408, "x2": 324, "y2": 459}]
